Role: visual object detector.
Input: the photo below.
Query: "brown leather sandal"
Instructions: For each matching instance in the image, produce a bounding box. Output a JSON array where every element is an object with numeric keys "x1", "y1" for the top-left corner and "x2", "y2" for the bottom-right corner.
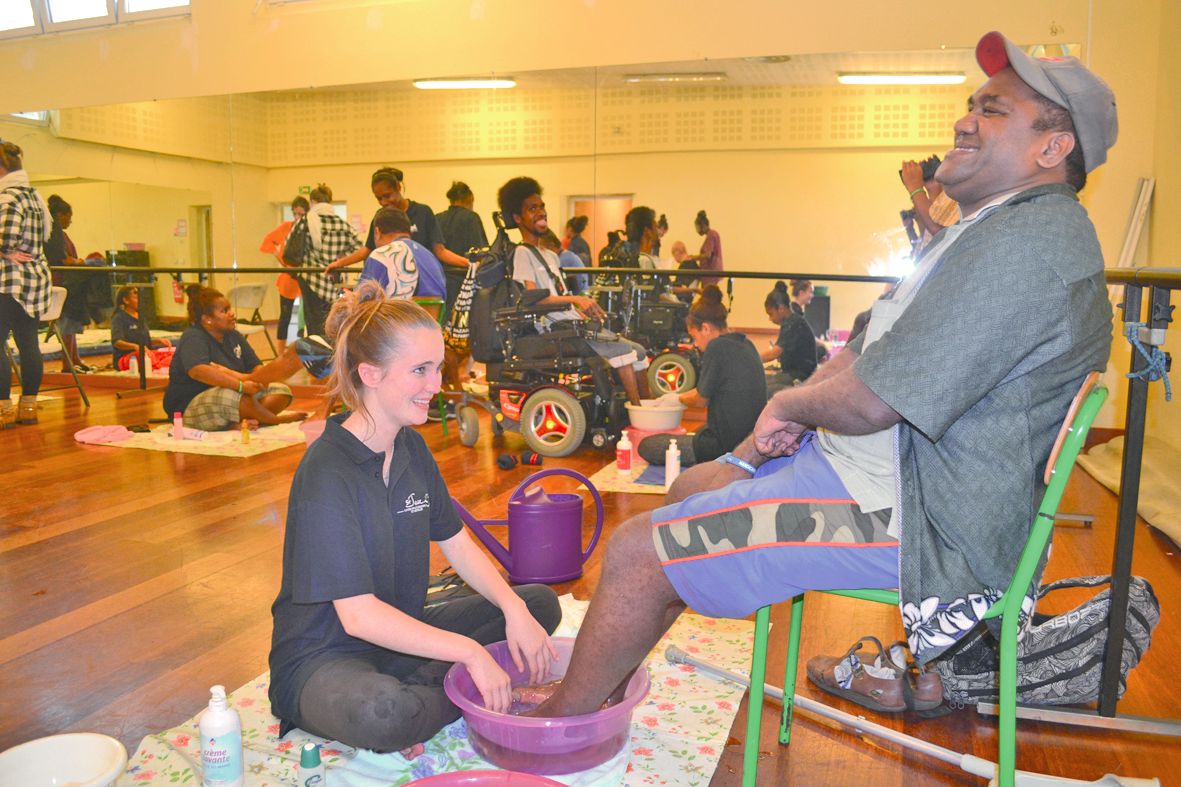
[
  {"x1": 807, "y1": 636, "x2": 943, "y2": 713},
  {"x1": 807, "y1": 636, "x2": 907, "y2": 712},
  {"x1": 886, "y1": 640, "x2": 944, "y2": 711}
]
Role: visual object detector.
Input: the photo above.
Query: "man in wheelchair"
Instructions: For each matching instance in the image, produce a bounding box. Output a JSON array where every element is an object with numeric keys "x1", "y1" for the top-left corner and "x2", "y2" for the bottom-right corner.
[{"x1": 497, "y1": 177, "x2": 652, "y2": 406}]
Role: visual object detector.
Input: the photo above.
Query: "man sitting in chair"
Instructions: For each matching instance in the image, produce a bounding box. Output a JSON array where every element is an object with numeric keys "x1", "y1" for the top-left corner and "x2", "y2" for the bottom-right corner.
[
  {"x1": 497, "y1": 176, "x2": 652, "y2": 406},
  {"x1": 531, "y1": 31, "x2": 1118, "y2": 716}
]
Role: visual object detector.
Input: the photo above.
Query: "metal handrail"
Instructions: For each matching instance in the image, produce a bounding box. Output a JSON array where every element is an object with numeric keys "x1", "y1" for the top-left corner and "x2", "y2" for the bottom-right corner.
[{"x1": 1104, "y1": 266, "x2": 1181, "y2": 287}]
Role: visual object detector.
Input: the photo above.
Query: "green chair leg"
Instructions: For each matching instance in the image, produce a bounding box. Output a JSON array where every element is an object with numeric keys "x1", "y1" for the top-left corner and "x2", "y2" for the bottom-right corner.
[
  {"x1": 744, "y1": 605, "x2": 772, "y2": 787},
  {"x1": 997, "y1": 613, "x2": 1020, "y2": 787},
  {"x1": 780, "y1": 594, "x2": 805, "y2": 744}
]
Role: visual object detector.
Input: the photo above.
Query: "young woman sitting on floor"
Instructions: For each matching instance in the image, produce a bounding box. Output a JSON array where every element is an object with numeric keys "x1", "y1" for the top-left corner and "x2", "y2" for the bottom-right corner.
[
  {"x1": 638, "y1": 285, "x2": 766, "y2": 467},
  {"x1": 163, "y1": 284, "x2": 313, "y2": 430},
  {"x1": 110, "y1": 285, "x2": 173, "y2": 372},
  {"x1": 267, "y1": 280, "x2": 560, "y2": 756}
]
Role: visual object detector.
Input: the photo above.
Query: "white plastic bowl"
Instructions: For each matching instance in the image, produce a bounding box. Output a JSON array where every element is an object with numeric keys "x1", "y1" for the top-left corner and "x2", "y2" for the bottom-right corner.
[
  {"x1": 625, "y1": 399, "x2": 685, "y2": 431},
  {"x1": 0, "y1": 733, "x2": 127, "y2": 787}
]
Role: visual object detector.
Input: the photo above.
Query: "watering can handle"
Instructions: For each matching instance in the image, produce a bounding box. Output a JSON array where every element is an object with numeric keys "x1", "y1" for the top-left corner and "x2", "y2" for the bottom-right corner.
[{"x1": 510, "y1": 468, "x2": 605, "y2": 563}]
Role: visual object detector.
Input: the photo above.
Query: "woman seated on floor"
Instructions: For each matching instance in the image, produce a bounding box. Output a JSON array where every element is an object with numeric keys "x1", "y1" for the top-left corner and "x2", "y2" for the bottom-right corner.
[
  {"x1": 639, "y1": 285, "x2": 766, "y2": 467},
  {"x1": 267, "y1": 281, "x2": 560, "y2": 756},
  {"x1": 110, "y1": 285, "x2": 173, "y2": 371},
  {"x1": 163, "y1": 284, "x2": 312, "y2": 430},
  {"x1": 760, "y1": 280, "x2": 819, "y2": 395}
]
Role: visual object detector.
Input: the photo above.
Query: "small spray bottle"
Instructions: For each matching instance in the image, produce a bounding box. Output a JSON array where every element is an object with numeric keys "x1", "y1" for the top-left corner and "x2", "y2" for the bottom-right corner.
[{"x1": 199, "y1": 685, "x2": 243, "y2": 787}]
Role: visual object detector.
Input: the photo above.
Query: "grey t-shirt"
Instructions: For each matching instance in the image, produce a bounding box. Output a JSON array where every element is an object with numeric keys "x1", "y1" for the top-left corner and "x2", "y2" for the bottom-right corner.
[
  {"x1": 818, "y1": 192, "x2": 1019, "y2": 531},
  {"x1": 511, "y1": 244, "x2": 579, "y2": 328},
  {"x1": 850, "y1": 184, "x2": 1112, "y2": 663}
]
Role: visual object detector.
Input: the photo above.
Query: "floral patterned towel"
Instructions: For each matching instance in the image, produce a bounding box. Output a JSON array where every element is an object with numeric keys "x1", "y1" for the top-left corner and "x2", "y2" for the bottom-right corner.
[
  {"x1": 92, "y1": 421, "x2": 308, "y2": 458},
  {"x1": 120, "y1": 595, "x2": 754, "y2": 786}
]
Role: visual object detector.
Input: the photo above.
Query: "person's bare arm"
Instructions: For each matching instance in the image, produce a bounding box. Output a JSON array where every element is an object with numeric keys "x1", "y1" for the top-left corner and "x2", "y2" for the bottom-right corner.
[
  {"x1": 901, "y1": 161, "x2": 945, "y2": 237},
  {"x1": 519, "y1": 280, "x2": 607, "y2": 320},
  {"x1": 328, "y1": 246, "x2": 370, "y2": 271},
  {"x1": 434, "y1": 243, "x2": 469, "y2": 269},
  {"x1": 187, "y1": 363, "x2": 265, "y2": 397},
  {"x1": 752, "y1": 351, "x2": 899, "y2": 457}
]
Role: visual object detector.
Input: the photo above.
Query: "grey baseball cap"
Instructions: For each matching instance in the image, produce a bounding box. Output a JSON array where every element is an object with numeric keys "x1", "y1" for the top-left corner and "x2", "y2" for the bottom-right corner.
[{"x1": 976, "y1": 31, "x2": 1118, "y2": 172}]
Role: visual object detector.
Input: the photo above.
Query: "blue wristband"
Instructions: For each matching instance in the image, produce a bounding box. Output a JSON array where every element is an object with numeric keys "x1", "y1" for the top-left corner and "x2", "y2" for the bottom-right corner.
[{"x1": 715, "y1": 452, "x2": 757, "y2": 475}]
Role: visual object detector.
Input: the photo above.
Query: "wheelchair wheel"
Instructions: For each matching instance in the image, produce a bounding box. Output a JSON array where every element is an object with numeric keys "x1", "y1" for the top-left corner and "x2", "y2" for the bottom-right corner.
[
  {"x1": 648, "y1": 352, "x2": 697, "y2": 395},
  {"x1": 457, "y1": 406, "x2": 480, "y2": 447},
  {"x1": 521, "y1": 388, "x2": 587, "y2": 457}
]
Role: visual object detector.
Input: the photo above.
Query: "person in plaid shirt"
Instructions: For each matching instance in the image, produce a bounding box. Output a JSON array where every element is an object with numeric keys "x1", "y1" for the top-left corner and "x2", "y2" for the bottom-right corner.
[
  {"x1": 288, "y1": 184, "x2": 362, "y2": 337},
  {"x1": 0, "y1": 140, "x2": 53, "y2": 427}
]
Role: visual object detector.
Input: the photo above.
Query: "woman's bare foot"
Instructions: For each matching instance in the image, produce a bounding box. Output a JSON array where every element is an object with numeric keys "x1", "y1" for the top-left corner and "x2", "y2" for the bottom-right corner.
[{"x1": 399, "y1": 742, "x2": 425, "y2": 760}]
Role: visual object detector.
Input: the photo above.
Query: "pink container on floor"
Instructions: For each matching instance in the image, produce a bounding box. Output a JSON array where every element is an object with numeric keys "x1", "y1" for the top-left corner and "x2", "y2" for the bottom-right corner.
[{"x1": 443, "y1": 637, "x2": 649, "y2": 775}]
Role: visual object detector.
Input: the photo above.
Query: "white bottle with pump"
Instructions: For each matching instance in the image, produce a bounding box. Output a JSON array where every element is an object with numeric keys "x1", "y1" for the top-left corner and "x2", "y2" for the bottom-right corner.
[
  {"x1": 664, "y1": 439, "x2": 681, "y2": 490},
  {"x1": 616, "y1": 432, "x2": 633, "y2": 476},
  {"x1": 199, "y1": 685, "x2": 244, "y2": 787}
]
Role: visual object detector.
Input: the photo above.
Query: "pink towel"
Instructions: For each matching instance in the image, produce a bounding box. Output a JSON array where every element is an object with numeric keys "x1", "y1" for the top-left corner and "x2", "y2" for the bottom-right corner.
[{"x1": 74, "y1": 425, "x2": 136, "y2": 444}]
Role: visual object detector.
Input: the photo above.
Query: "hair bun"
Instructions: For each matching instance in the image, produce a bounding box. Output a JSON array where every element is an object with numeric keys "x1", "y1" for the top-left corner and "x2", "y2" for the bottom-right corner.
[
  {"x1": 700, "y1": 284, "x2": 723, "y2": 303},
  {"x1": 774, "y1": 281, "x2": 788, "y2": 293}
]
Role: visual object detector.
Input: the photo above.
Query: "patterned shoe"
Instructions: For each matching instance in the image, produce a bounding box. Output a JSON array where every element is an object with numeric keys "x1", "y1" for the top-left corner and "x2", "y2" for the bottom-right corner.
[{"x1": 294, "y1": 335, "x2": 334, "y2": 379}]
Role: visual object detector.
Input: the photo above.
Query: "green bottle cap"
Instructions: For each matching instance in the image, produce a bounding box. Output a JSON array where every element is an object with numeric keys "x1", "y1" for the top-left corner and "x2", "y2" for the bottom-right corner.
[{"x1": 300, "y1": 742, "x2": 321, "y2": 768}]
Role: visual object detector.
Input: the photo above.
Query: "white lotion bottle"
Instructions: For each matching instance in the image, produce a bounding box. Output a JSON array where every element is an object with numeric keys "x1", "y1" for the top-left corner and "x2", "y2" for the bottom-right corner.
[
  {"x1": 199, "y1": 685, "x2": 244, "y2": 787},
  {"x1": 665, "y1": 439, "x2": 681, "y2": 490}
]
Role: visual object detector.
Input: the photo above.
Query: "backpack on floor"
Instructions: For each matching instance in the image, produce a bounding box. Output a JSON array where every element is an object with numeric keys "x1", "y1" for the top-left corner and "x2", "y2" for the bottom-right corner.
[{"x1": 934, "y1": 575, "x2": 1159, "y2": 706}]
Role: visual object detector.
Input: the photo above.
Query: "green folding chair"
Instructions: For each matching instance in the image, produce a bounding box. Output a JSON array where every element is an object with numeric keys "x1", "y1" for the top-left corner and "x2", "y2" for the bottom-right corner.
[{"x1": 743, "y1": 373, "x2": 1107, "y2": 787}]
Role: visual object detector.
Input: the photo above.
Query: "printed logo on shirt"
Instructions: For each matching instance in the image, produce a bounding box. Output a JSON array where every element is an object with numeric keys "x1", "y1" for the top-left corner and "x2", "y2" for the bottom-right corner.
[
  {"x1": 398, "y1": 492, "x2": 429, "y2": 514},
  {"x1": 234, "y1": 345, "x2": 242, "y2": 359}
]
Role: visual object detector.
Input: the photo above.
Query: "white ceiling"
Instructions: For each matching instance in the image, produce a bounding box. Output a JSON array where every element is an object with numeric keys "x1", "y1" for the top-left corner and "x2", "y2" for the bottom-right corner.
[{"x1": 251, "y1": 43, "x2": 1080, "y2": 98}]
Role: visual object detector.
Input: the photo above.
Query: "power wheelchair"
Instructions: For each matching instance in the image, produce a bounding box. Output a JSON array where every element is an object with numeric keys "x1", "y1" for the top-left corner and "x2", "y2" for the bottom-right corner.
[{"x1": 455, "y1": 284, "x2": 633, "y2": 458}]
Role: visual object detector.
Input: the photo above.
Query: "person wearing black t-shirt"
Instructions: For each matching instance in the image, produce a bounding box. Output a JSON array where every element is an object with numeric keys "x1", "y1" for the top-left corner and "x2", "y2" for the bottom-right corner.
[
  {"x1": 761, "y1": 281, "x2": 819, "y2": 393},
  {"x1": 329, "y1": 168, "x2": 471, "y2": 322},
  {"x1": 110, "y1": 285, "x2": 171, "y2": 370},
  {"x1": 639, "y1": 285, "x2": 766, "y2": 466},
  {"x1": 268, "y1": 282, "x2": 559, "y2": 756},
  {"x1": 164, "y1": 284, "x2": 312, "y2": 430}
]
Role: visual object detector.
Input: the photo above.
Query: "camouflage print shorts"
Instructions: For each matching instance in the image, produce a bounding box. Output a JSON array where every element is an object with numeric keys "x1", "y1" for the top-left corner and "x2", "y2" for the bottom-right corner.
[{"x1": 652, "y1": 436, "x2": 899, "y2": 619}]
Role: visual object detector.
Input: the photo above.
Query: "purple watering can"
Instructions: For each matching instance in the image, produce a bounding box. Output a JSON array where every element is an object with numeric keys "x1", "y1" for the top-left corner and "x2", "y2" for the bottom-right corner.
[{"x1": 452, "y1": 469, "x2": 605, "y2": 585}]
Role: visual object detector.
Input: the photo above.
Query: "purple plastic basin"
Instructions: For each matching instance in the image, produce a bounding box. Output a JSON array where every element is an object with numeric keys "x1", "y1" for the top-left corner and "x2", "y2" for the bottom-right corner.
[
  {"x1": 411, "y1": 770, "x2": 565, "y2": 786},
  {"x1": 443, "y1": 637, "x2": 650, "y2": 775}
]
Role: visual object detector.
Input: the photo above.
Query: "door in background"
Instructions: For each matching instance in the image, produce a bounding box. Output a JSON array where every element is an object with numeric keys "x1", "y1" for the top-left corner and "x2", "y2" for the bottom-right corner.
[{"x1": 568, "y1": 195, "x2": 633, "y2": 266}]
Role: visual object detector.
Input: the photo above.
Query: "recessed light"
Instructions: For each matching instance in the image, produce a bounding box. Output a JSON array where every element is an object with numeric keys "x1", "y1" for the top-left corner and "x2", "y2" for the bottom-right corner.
[{"x1": 622, "y1": 72, "x2": 728, "y2": 84}]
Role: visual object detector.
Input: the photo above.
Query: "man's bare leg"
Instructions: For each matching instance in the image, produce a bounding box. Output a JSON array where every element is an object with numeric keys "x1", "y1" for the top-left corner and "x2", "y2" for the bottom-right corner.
[
  {"x1": 617, "y1": 365, "x2": 642, "y2": 406},
  {"x1": 533, "y1": 511, "x2": 685, "y2": 717}
]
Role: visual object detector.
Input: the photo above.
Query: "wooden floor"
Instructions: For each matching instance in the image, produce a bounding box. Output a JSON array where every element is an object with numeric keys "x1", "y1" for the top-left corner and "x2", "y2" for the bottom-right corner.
[{"x1": 1, "y1": 370, "x2": 1179, "y2": 785}]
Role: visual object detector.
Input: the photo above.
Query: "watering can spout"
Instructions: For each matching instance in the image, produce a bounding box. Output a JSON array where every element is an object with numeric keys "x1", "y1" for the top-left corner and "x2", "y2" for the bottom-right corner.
[{"x1": 451, "y1": 498, "x2": 513, "y2": 573}]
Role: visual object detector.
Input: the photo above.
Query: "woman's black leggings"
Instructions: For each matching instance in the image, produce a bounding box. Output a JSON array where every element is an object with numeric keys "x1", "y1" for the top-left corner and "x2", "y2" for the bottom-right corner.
[
  {"x1": 277, "y1": 295, "x2": 297, "y2": 342},
  {"x1": 0, "y1": 294, "x2": 42, "y2": 400}
]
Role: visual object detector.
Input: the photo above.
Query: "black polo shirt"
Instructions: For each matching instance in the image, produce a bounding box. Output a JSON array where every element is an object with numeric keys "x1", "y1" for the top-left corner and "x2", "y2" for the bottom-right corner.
[
  {"x1": 694, "y1": 332, "x2": 767, "y2": 461},
  {"x1": 162, "y1": 326, "x2": 261, "y2": 416},
  {"x1": 365, "y1": 200, "x2": 445, "y2": 253},
  {"x1": 268, "y1": 415, "x2": 463, "y2": 722}
]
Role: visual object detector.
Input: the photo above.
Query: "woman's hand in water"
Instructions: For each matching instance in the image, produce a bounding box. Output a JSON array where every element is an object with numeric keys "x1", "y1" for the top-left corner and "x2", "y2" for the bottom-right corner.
[
  {"x1": 463, "y1": 642, "x2": 513, "y2": 714},
  {"x1": 505, "y1": 607, "x2": 557, "y2": 685}
]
